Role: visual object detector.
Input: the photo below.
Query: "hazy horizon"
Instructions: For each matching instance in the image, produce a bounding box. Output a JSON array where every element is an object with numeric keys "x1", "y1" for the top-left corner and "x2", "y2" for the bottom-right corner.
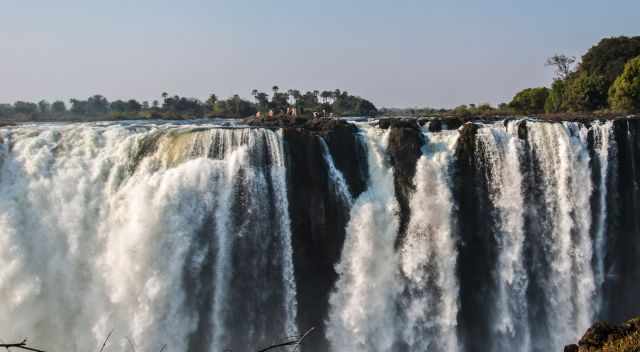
[{"x1": 1, "y1": 0, "x2": 639, "y2": 108}]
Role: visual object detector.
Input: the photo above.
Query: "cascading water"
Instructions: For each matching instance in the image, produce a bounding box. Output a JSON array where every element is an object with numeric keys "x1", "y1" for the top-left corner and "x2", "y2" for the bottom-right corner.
[
  {"x1": 476, "y1": 123, "x2": 530, "y2": 352},
  {"x1": 398, "y1": 128, "x2": 460, "y2": 352},
  {"x1": 0, "y1": 123, "x2": 296, "y2": 352},
  {"x1": 1, "y1": 118, "x2": 637, "y2": 352},
  {"x1": 524, "y1": 121, "x2": 596, "y2": 351},
  {"x1": 589, "y1": 121, "x2": 614, "y2": 315},
  {"x1": 319, "y1": 136, "x2": 353, "y2": 206},
  {"x1": 327, "y1": 125, "x2": 400, "y2": 352}
]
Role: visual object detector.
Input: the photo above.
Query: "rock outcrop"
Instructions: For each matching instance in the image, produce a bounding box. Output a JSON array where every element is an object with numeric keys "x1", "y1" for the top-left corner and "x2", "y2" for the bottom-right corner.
[
  {"x1": 282, "y1": 119, "x2": 367, "y2": 352},
  {"x1": 379, "y1": 118, "x2": 425, "y2": 246},
  {"x1": 452, "y1": 122, "x2": 498, "y2": 352},
  {"x1": 564, "y1": 317, "x2": 640, "y2": 352}
]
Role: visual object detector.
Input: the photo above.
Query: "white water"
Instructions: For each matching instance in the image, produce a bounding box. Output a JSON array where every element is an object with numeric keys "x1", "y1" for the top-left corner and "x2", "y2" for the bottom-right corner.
[
  {"x1": 327, "y1": 125, "x2": 400, "y2": 352},
  {"x1": 477, "y1": 123, "x2": 530, "y2": 352},
  {"x1": 399, "y1": 128, "x2": 460, "y2": 352},
  {"x1": 526, "y1": 121, "x2": 596, "y2": 351},
  {"x1": 0, "y1": 124, "x2": 296, "y2": 352},
  {"x1": 319, "y1": 136, "x2": 353, "y2": 206},
  {"x1": 590, "y1": 121, "x2": 614, "y2": 315},
  {"x1": 0, "y1": 119, "x2": 624, "y2": 352}
]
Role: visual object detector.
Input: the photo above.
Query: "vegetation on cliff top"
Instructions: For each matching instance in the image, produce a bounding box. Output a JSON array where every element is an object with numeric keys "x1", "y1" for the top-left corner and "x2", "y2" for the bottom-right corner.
[
  {"x1": 0, "y1": 87, "x2": 377, "y2": 122},
  {"x1": 2, "y1": 36, "x2": 639, "y2": 123},
  {"x1": 380, "y1": 36, "x2": 640, "y2": 118}
]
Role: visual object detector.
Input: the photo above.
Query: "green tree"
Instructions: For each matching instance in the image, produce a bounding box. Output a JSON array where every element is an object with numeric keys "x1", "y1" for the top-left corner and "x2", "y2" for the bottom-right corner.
[
  {"x1": 126, "y1": 99, "x2": 142, "y2": 112},
  {"x1": 13, "y1": 101, "x2": 39, "y2": 115},
  {"x1": 580, "y1": 36, "x2": 640, "y2": 85},
  {"x1": 51, "y1": 101, "x2": 66, "y2": 114},
  {"x1": 206, "y1": 94, "x2": 218, "y2": 111},
  {"x1": 563, "y1": 72, "x2": 608, "y2": 111},
  {"x1": 38, "y1": 100, "x2": 51, "y2": 115},
  {"x1": 0, "y1": 104, "x2": 14, "y2": 118},
  {"x1": 87, "y1": 95, "x2": 109, "y2": 114},
  {"x1": 509, "y1": 87, "x2": 549, "y2": 114},
  {"x1": 544, "y1": 79, "x2": 567, "y2": 113},
  {"x1": 70, "y1": 99, "x2": 88, "y2": 114},
  {"x1": 609, "y1": 56, "x2": 640, "y2": 112},
  {"x1": 110, "y1": 100, "x2": 128, "y2": 113}
]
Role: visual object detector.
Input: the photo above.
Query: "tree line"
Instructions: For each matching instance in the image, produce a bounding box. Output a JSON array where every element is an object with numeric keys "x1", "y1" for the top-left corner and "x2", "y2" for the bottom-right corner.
[
  {"x1": 0, "y1": 88, "x2": 377, "y2": 121},
  {"x1": 508, "y1": 36, "x2": 640, "y2": 115},
  {"x1": 380, "y1": 35, "x2": 640, "y2": 118}
]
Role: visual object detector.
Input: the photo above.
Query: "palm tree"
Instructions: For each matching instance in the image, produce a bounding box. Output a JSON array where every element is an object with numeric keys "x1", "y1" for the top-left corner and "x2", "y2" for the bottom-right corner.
[{"x1": 321, "y1": 91, "x2": 331, "y2": 104}]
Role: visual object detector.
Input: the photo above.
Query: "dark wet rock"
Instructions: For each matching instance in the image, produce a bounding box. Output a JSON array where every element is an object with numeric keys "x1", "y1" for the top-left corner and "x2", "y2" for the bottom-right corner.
[
  {"x1": 377, "y1": 117, "x2": 420, "y2": 130},
  {"x1": 456, "y1": 123, "x2": 480, "y2": 158},
  {"x1": 244, "y1": 115, "x2": 359, "y2": 131},
  {"x1": 517, "y1": 120, "x2": 528, "y2": 140},
  {"x1": 282, "y1": 123, "x2": 367, "y2": 352},
  {"x1": 452, "y1": 121, "x2": 498, "y2": 352},
  {"x1": 564, "y1": 344, "x2": 579, "y2": 352},
  {"x1": 602, "y1": 119, "x2": 640, "y2": 323},
  {"x1": 415, "y1": 117, "x2": 465, "y2": 132},
  {"x1": 244, "y1": 115, "x2": 306, "y2": 128},
  {"x1": 565, "y1": 317, "x2": 640, "y2": 352},
  {"x1": 386, "y1": 123, "x2": 424, "y2": 246}
]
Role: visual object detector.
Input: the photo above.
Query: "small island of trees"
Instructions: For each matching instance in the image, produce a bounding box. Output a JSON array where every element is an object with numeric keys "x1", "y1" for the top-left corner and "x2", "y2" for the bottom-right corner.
[{"x1": 0, "y1": 88, "x2": 378, "y2": 122}]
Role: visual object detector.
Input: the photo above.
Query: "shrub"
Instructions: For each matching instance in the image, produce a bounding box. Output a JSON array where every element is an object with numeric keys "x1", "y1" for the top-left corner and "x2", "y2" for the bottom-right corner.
[
  {"x1": 609, "y1": 56, "x2": 640, "y2": 113},
  {"x1": 563, "y1": 72, "x2": 609, "y2": 111},
  {"x1": 509, "y1": 87, "x2": 549, "y2": 114}
]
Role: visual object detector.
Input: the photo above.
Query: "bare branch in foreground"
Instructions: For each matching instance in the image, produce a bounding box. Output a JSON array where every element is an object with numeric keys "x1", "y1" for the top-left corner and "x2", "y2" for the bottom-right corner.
[
  {"x1": 0, "y1": 339, "x2": 46, "y2": 352},
  {"x1": 97, "y1": 330, "x2": 114, "y2": 352},
  {"x1": 256, "y1": 327, "x2": 315, "y2": 352}
]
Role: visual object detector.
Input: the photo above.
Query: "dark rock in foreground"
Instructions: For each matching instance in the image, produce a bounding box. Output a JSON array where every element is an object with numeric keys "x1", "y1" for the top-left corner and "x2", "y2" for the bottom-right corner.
[{"x1": 564, "y1": 317, "x2": 640, "y2": 352}]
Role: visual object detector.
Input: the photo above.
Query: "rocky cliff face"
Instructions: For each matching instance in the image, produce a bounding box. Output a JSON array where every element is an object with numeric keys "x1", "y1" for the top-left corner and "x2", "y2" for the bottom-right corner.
[
  {"x1": 452, "y1": 123, "x2": 499, "y2": 351},
  {"x1": 281, "y1": 119, "x2": 367, "y2": 352},
  {"x1": 378, "y1": 118, "x2": 425, "y2": 246},
  {"x1": 603, "y1": 120, "x2": 640, "y2": 323}
]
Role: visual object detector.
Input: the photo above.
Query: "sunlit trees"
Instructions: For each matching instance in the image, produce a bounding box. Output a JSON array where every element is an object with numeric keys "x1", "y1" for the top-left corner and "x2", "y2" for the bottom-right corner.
[
  {"x1": 509, "y1": 87, "x2": 549, "y2": 114},
  {"x1": 609, "y1": 56, "x2": 640, "y2": 113},
  {"x1": 563, "y1": 72, "x2": 608, "y2": 112},
  {"x1": 544, "y1": 80, "x2": 567, "y2": 113},
  {"x1": 206, "y1": 94, "x2": 218, "y2": 112}
]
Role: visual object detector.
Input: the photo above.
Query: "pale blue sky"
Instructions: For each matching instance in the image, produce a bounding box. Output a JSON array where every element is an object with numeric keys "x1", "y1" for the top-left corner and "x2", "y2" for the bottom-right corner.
[{"x1": 1, "y1": 0, "x2": 638, "y2": 108}]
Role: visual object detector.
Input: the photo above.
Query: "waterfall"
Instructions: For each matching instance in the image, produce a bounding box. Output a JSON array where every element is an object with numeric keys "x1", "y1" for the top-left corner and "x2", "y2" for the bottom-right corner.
[
  {"x1": 327, "y1": 125, "x2": 400, "y2": 352},
  {"x1": 319, "y1": 136, "x2": 353, "y2": 206},
  {"x1": 525, "y1": 121, "x2": 595, "y2": 351},
  {"x1": 398, "y1": 128, "x2": 460, "y2": 352},
  {"x1": 0, "y1": 124, "x2": 296, "y2": 352},
  {"x1": 1, "y1": 118, "x2": 637, "y2": 352},
  {"x1": 477, "y1": 123, "x2": 530, "y2": 352},
  {"x1": 590, "y1": 121, "x2": 614, "y2": 314}
]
